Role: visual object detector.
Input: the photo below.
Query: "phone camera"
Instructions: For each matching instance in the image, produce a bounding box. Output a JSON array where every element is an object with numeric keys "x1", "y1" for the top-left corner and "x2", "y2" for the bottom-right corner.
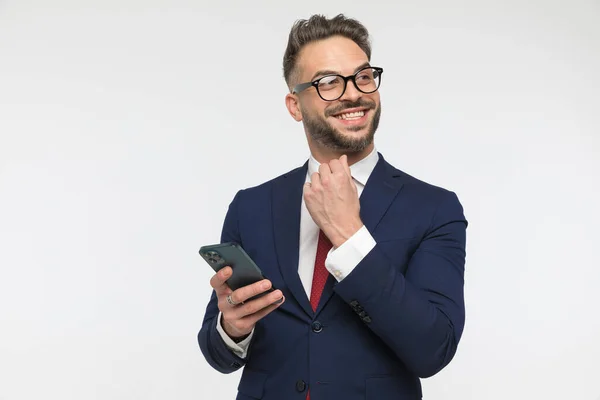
[{"x1": 204, "y1": 251, "x2": 222, "y2": 264}]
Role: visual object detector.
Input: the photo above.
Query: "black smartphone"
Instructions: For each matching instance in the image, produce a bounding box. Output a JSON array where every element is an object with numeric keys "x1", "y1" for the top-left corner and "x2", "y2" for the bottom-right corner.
[{"x1": 199, "y1": 242, "x2": 275, "y2": 300}]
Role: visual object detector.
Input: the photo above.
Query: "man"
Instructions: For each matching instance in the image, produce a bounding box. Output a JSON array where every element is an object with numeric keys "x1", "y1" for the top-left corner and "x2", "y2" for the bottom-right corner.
[{"x1": 199, "y1": 14, "x2": 468, "y2": 400}]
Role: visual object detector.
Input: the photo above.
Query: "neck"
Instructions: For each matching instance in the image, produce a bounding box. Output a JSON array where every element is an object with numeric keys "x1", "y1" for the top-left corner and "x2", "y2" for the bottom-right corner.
[{"x1": 309, "y1": 142, "x2": 374, "y2": 166}]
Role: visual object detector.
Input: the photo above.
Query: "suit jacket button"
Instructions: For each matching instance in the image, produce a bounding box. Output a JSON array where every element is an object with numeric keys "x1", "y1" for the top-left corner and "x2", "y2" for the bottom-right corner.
[
  {"x1": 296, "y1": 380, "x2": 306, "y2": 392},
  {"x1": 312, "y1": 321, "x2": 323, "y2": 333},
  {"x1": 363, "y1": 316, "x2": 372, "y2": 324}
]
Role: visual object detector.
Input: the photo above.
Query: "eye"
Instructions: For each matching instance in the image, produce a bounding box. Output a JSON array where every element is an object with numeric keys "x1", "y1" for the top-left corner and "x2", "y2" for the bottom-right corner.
[
  {"x1": 356, "y1": 70, "x2": 374, "y2": 82},
  {"x1": 317, "y1": 75, "x2": 342, "y2": 90}
]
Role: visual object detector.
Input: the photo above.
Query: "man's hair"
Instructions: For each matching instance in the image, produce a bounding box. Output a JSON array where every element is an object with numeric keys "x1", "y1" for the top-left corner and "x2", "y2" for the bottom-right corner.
[{"x1": 283, "y1": 14, "x2": 372, "y2": 89}]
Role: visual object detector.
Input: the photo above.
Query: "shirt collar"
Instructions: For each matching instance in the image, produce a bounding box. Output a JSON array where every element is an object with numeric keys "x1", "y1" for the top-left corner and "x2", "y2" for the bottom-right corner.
[{"x1": 307, "y1": 147, "x2": 379, "y2": 186}]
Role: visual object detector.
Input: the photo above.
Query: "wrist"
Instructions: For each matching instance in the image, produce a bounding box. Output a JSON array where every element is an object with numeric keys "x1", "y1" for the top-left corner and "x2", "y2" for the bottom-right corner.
[
  {"x1": 329, "y1": 218, "x2": 363, "y2": 248},
  {"x1": 221, "y1": 314, "x2": 251, "y2": 342},
  {"x1": 232, "y1": 332, "x2": 251, "y2": 343}
]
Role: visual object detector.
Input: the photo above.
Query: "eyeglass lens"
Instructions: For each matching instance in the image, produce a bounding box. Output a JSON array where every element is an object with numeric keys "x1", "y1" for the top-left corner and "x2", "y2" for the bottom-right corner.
[{"x1": 316, "y1": 68, "x2": 381, "y2": 100}]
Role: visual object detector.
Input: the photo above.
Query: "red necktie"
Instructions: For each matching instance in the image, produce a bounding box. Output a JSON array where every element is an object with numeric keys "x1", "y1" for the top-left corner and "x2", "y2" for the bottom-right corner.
[
  {"x1": 307, "y1": 230, "x2": 333, "y2": 400},
  {"x1": 309, "y1": 230, "x2": 333, "y2": 311}
]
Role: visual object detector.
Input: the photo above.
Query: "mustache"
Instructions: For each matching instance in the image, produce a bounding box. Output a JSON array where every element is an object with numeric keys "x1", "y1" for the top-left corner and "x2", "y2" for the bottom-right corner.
[{"x1": 325, "y1": 99, "x2": 376, "y2": 117}]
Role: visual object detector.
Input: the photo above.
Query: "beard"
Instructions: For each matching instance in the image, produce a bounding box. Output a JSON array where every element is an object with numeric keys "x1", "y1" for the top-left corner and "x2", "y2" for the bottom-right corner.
[{"x1": 302, "y1": 99, "x2": 381, "y2": 153}]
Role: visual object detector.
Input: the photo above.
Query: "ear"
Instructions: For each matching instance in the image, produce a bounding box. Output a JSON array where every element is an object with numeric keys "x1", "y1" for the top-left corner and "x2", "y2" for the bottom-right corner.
[{"x1": 285, "y1": 93, "x2": 303, "y2": 122}]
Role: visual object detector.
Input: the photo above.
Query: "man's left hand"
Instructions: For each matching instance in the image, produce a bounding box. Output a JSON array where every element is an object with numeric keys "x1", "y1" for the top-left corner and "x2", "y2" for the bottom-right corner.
[{"x1": 304, "y1": 155, "x2": 363, "y2": 248}]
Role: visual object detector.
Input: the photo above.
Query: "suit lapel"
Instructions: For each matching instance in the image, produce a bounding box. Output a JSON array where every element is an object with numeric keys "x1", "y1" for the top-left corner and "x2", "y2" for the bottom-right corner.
[
  {"x1": 315, "y1": 154, "x2": 405, "y2": 315},
  {"x1": 272, "y1": 162, "x2": 314, "y2": 318},
  {"x1": 358, "y1": 154, "x2": 405, "y2": 234}
]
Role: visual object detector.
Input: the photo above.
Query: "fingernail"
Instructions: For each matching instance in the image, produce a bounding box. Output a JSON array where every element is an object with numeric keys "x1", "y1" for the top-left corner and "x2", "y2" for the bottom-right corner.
[
  {"x1": 275, "y1": 297, "x2": 284, "y2": 304},
  {"x1": 261, "y1": 281, "x2": 270, "y2": 290}
]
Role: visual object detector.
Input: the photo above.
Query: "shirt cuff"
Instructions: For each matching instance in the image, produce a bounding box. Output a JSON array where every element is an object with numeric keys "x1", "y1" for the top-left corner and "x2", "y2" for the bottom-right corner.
[
  {"x1": 215, "y1": 311, "x2": 254, "y2": 359},
  {"x1": 325, "y1": 225, "x2": 376, "y2": 282}
]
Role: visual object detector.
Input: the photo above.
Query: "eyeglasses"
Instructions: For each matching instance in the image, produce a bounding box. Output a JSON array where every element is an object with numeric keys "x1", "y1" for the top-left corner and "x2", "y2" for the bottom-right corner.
[{"x1": 292, "y1": 66, "x2": 383, "y2": 101}]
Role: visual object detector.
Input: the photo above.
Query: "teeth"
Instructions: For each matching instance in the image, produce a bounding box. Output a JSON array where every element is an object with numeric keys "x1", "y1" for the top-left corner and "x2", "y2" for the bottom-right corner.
[{"x1": 336, "y1": 110, "x2": 365, "y2": 120}]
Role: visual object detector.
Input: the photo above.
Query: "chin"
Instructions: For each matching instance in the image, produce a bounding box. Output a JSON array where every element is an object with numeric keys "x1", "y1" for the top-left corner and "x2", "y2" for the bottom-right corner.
[{"x1": 335, "y1": 121, "x2": 371, "y2": 135}]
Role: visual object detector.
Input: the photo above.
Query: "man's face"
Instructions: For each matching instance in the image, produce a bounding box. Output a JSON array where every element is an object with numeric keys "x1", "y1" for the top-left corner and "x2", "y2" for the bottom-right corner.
[{"x1": 292, "y1": 36, "x2": 381, "y2": 153}]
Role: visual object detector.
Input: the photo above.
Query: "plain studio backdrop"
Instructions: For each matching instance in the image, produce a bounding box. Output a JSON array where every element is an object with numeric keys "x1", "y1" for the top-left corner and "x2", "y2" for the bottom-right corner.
[{"x1": 1, "y1": 0, "x2": 599, "y2": 399}]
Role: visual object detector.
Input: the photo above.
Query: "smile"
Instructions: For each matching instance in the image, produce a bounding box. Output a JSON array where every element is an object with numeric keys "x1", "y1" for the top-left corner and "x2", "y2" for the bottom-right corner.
[
  {"x1": 331, "y1": 108, "x2": 370, "y2": 125},
  {"x1": 335, "y1": 110, "x2": 365, "y2": 120}
]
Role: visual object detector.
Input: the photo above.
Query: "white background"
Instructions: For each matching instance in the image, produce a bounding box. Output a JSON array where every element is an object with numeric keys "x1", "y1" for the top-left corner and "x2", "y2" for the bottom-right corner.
[{"x1": 1, "y1": 1, "x2": 599, "y2": 399}]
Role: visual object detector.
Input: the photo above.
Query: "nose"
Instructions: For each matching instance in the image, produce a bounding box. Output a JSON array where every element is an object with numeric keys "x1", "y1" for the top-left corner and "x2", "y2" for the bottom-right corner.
[{"x1": 338, "y1": 79, "x2": 362, "y2": 102}]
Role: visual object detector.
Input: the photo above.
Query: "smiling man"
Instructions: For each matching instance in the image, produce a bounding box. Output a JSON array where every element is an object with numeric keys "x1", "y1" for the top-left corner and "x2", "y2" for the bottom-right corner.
[{"x1": 199, "y1": 14, "x2": 468, "y2": 400}]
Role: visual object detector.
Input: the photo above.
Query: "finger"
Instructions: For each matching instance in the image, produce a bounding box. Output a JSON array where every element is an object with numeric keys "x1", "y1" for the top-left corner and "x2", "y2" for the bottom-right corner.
[
  {"x1": 242, "y1": 296, "x2": 285, "y2": 325},
  {"x1": 311, "y1": 172, "x2": 322, "y2": 190},
  {"x1": 318, "y1": 162, "x2": 332, "y2": 178},
  {"x1": 339, "y1": 154, "x2": 352, "y2": 177},
  {"x1": 237, "y1": 291, "x2": 285, "y2": 320},
  {"x1": 229, "y1": 279, "x2": 273, "y2": 305},
  {"x1": 223, "y1": 295, "x2": 285, "y2": 337},
  {"x1": 232, "y1": 289, "x2": 284, "y2": 319},
  {"x1": 210, "y1": 266, "x2": 232, "y2": 293},
  {"x1": 319, "y1": 163, "x2": 332, "y2": 187},
  {"x1": 304, "y1": 180, "x2": 313, "y2": 193},
  {"x1": 328, "y1": 158, "x2": 345, "y2": 175}
]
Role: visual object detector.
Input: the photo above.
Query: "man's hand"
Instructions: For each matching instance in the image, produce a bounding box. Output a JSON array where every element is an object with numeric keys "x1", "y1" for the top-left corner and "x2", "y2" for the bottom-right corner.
[
  {"x1": 304, "y1": 154, "x2": 363, "y2": 248},
  {"x1": 210, "y1": 266, "x2": 285, "y2": 341}
]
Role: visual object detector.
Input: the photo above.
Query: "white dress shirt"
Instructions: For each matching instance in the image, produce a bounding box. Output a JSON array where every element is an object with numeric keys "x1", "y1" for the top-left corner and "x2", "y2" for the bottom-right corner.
[{"x1": 216, "y1": 148, "x2": 380, "y2": 358}]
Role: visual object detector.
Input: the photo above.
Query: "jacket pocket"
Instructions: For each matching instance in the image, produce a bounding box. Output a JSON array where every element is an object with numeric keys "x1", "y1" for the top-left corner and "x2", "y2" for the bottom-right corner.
[
  {"x1": 366, "y1": 376, "x2": 422, "y2": 399},
  {"x1": 237, "y1": 369, "x2": 268, "y2": 399}
]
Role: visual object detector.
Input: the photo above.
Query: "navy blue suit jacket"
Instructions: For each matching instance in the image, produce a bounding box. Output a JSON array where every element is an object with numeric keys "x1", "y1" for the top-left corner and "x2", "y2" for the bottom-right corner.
[{"x1": 199, "y1": 153, "x2": 468, "y2": 400}]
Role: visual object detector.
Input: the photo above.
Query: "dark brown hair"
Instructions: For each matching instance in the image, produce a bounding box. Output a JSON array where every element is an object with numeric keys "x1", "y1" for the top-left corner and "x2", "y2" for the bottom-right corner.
[{"x1": 283, "y1": 14, "x2": 372, "y2": 88}]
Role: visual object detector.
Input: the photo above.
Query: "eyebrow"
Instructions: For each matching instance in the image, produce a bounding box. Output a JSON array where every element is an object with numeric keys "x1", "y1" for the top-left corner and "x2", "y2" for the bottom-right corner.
[{"x1": 310, "y1": 61, "x2": 372, "y2": 81}]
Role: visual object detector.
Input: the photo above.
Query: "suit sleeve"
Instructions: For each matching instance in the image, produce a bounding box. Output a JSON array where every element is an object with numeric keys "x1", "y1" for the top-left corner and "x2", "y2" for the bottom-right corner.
[
  {"x1": 198, "y1": 190, "x2": 251, "y2": 374},
  {"x1": 333, "y1": 190, "x2": 468, "y2": 378}
]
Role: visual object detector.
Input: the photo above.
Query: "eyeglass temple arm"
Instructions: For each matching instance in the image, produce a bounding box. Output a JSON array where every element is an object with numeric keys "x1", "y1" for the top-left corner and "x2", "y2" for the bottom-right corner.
[{"x1": 292, "y1": 81, "x2": 316, "y2": 94}]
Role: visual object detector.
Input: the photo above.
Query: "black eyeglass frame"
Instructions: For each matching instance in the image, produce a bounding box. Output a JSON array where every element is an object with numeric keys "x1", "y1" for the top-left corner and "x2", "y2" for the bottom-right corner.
[{"x1": 291, "y1": 66, "x2": 384, "y2": 101}]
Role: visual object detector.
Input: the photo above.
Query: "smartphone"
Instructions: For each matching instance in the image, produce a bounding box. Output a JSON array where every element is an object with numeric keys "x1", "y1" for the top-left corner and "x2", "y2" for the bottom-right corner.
[{"x1": 199, "y1": 242, "x2": 275, "y2": 300}]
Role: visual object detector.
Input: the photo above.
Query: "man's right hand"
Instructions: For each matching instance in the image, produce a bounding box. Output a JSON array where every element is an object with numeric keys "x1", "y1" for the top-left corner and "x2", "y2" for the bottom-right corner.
[{"x1": 210, "y1": 266, "x2": 285, "y2": 341}]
